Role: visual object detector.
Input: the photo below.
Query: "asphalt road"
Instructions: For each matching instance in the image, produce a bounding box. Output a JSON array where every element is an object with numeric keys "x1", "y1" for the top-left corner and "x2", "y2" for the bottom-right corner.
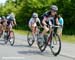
[{"x1": 0, "y1": 34, "x2": 74, "y2": 60}]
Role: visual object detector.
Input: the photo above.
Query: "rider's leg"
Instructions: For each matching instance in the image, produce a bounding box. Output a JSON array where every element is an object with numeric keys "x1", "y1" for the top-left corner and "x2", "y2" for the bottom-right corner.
[
  {"x1": 29, "y1": 25, "x2": 36, "y2": 40},
  {"x1": 57, "y1": 27, "x2": 62, "y2": 37},
  {"x1": 6, "y1": 24, "x2": 12, "y2": 36},
  {"x1": 41, "y1": 26, "x2": 49, "y2": 36},
  {"x1": 0, "y1": 24, "x2": 3, "y2": 30},
  {"x1": 2, "y1": 21, "x2": 7, "y2": 32},
  {"x1": 8, "y1": 24, "x2": 13, "y2": 32}
]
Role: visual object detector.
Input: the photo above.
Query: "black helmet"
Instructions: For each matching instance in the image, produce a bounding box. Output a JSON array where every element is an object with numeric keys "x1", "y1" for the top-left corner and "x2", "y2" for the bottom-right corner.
[{"x1": 50, "y1": 5, "x2": 58, "y2": 11}]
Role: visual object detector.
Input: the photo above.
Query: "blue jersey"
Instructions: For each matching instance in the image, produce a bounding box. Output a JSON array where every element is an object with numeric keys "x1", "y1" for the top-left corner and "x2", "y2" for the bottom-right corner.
[{"x1": 58, "y1": 17, "x2": 64, "y2": 26}]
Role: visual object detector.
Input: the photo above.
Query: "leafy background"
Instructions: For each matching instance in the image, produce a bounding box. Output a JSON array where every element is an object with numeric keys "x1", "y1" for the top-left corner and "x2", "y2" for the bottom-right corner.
[{"x1": 0, "y1": 0, "x2": 75, "y2": 35}]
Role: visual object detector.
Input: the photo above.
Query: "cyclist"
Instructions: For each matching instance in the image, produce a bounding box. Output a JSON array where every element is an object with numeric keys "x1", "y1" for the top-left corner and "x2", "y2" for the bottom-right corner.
[
  {"x1": 6, "y1": 12, "x2": 16, "y2": 31},
  {"x1": 29, "y1": 12, "x2": 41, "y2": 40},
  {"x1": 0, "y1": 17, "x2": 3, "y2": 36},
  {"x1": 1, "y1": 16, "x2": 7, "y2": 31},
  {"x1": 41, "y1": 5, "x2": 59, "y2": 37},
  {"x1": 57, "y1": 14, "x2": 64, "y2": 37},
  {"x1": 0, "y1": 16, "x2": 7, "y2": 37}
]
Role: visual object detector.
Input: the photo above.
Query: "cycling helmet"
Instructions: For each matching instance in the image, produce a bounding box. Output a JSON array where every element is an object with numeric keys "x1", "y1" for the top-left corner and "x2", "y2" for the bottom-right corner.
[
  {"x1": 32, "y1": 13, "x2": 38, "y2": 18},
  {"x1": 50, "y1": 5, "x2": 58, "y2": 11}
]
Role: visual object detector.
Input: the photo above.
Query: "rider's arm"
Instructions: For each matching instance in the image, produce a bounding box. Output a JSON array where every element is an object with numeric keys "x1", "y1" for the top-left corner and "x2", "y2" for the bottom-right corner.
[
  {"x1": 29, "y1": 18, "x2": 31, "y2": 26},
  {"x1": 56, "y1": 18, "x2": 60, "y2": 25},
  {"x1": 42, "y1": 16, "x2": 48, "y2": 26},
  {"x1": 13, "y1": 18, "x2": 16, "y2": 25},
  {"x1": 29, "y1": 18, "x2": 34, "y2": 26},
  {"x1": 36, "y1": 18, "x2": 42, "y2": 27},
  {"x1": 13, "y1": 20, "x2": 16, "y2": 25}
]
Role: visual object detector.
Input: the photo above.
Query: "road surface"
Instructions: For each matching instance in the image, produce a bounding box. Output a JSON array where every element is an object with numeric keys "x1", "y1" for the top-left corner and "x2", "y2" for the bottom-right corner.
[{"x1": 0, "y1": 34, "x2": 74, "y2": 60}]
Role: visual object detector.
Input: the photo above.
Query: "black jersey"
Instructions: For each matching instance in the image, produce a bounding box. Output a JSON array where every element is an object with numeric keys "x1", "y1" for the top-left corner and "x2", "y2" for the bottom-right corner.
[{"x1": 41, "y1": 11, "x2": 54, "y2": 26}]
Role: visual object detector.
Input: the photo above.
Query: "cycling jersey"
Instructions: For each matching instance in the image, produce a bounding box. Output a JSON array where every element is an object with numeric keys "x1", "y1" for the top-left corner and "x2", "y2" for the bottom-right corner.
[
  {"x1": 41, "y1": 11, "x2": 55, "y2": 26},
  {"x1": 58, "y1": 17, "x2": 64, "y2": 26},
  {"x1": 29, "y1": 17, "x2": 40, "y2": 27},
  {"x1": 7, "y1": 13, "x2": 16, "y2": 26}
]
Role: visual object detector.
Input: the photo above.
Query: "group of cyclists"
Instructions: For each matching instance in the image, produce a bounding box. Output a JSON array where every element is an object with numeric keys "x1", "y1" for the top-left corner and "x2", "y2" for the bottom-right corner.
[
  {"x1": 0, "y1": 5, "x2": 63, "y2": 39},
  {"x1": 29, "y1": 5, "x2": 64, "y2": 40},
  {"x1": 0, "y1": 5, "x2": 63, "y2": 46},
  {"x1": 0, "y1": 5, "x2": 63, "y2": 55},
  {"x1": 0, "y1": 12, "x2": 16, "y2": 37}
]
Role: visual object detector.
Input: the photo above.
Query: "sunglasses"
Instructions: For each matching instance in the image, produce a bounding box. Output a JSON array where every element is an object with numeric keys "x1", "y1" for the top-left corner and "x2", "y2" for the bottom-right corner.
[
  {"x1": 51, "y1": 9, "x2": 57, "y2": 12},
  {"x1": 33, "y1": 17, "x2": 37, "y2": 18}
]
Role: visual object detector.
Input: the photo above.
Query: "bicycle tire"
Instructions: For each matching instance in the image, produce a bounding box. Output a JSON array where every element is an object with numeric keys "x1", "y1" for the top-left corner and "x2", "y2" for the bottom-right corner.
[
  {"x1": 4, "y1": 32, "x2": 8, "y2": 44},
  {"x1": 9, "y1": 31, "x2": 15, "y2": 46},
  {"x1": 37, "y1": 35, "x2": 47, "y2": 52},
  {"x1": 27, "y1": 32, "x2": 35, "y2": 47},
  {"x1": 50, "y1": 33, "x2": 61, "y2": 56}
]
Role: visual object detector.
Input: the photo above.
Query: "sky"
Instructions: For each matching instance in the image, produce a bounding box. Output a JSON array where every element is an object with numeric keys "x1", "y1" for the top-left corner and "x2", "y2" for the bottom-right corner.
[{"x1": 0, "y1": 0, "x2": 6, "y2": 4}]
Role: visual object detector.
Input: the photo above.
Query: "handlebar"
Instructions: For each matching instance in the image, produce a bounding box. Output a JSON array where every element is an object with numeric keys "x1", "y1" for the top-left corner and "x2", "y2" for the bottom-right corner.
[
  {"x1": 36, "y1": 25, "x2": 62, "y2": 29},
  {"x1": 49, "y1": 25, "x2": 62, "y2": 28}
]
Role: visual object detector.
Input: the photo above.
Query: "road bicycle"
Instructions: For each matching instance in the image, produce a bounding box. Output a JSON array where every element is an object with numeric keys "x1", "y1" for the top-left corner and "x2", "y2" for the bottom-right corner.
[
  {"x1": 37, "y1": 25, "x2": 61, "y2": 56},
  {"x1": 27, "y1": 27, "x2": 41, "y2": 47},
  {"x1": 4, "y1": 30, "x2": 15, "y2": 46}
]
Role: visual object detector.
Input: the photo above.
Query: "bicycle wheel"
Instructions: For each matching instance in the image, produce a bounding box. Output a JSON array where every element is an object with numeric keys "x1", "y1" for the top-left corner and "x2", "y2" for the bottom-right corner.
[
  {"x1": 8, "y1": 31, "x2": 15, "y2": 46},
  {"x1": 27, "y1": 31, "x2": 35, "y2": 47},
  {"x1": 3, "y1": 32, "x2": 8, "y2": 44},
  {"x1": 37, "y1": 35, "x2": 47, "y2": 52},
  {"x1": 50, "y1": 33, "x2": 61, "y2": 56}
]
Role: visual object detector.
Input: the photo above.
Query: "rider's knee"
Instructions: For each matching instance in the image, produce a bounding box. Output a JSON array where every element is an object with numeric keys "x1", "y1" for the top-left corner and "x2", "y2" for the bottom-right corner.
[{"x1": 44, "y1": 26, "x2": 49, "y2": 32}]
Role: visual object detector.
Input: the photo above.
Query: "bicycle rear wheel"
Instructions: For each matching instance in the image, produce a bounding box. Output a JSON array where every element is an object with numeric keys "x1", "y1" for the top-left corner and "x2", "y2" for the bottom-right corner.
[
  {"x1": 50, "y1": 33, "x2": 61, "y2": 56},
  {"x1": 27, "y1": 32, "x2": 35, "y2": 47}
]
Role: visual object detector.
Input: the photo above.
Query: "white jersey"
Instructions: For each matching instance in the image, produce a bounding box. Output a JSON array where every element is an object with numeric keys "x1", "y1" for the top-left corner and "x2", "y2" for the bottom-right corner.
[{"x1": 29, "y1": 18, "x2": 40, "y2": 27}]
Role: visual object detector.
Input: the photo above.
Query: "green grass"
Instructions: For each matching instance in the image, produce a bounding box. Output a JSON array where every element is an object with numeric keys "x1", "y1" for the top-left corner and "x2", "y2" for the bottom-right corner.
[
  {"x1": 13, "y1": 29, "x2": 75, "y2": 43},
  {"x1": 62, "y1": 35, "x2": 75, "y2": 43},
  {"x1": 13, "y1": 29, "x2": 28, "y2": 35}
]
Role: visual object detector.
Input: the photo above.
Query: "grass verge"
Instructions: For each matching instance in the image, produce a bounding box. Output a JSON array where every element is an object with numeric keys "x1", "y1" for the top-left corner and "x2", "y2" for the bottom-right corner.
[
  {"x1": 13, "y1": 29, "x2": 75, "y2": 43},
  {"x1": 62, "y1": 35, "x2": 75, "y2": 43},
  {"x1": 13, "y1": 29, "x2": 28, "y2": 35}
]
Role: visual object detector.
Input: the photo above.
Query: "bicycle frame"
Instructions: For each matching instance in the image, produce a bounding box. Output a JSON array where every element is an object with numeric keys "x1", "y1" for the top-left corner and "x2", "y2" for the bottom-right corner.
[
  {"x1": 47, "y1": 25, "x2": 60, "y2": 45},
  {"x1": 47, "y1": 31, "x2": 53, "y2": 44}
]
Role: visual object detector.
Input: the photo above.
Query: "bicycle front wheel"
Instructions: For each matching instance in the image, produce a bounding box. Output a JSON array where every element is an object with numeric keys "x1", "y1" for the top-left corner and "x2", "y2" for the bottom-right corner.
[
  {"x1": 50, "y1": 33, "x2": 61, "y2": 56},
  {"x1": 27, "y1": 32, "x2": 35, "y2": 47},
  {"x1": 9, "y1": 31, "x2": 15, "y2": 46}
]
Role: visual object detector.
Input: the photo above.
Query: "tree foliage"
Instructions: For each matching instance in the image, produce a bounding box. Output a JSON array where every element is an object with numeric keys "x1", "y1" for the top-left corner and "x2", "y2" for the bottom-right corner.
[{"x1": 0, "y1": 0, "x2": 75, "y2": 34}]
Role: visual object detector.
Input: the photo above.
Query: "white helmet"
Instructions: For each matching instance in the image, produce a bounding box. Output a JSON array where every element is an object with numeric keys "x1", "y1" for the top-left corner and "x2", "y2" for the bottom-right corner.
[
  {"x1": 50, "y1": 5, "x2": 58, "y2": 11},
  {"x1": 32, "y1": 13, "x2": 38, "y2": 18}
]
